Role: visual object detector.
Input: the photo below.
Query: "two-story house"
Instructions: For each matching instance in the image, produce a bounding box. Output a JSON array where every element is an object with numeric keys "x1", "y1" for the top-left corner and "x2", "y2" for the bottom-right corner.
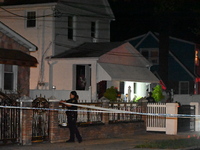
[
  {"x1": 0, "y1": 0, "x2": 114, "y2": 92},
  {"x1": 0, "y1": 1, "x2": 159, "y2": 101},
  {"x1": 128, "y1": 31, "x2": 200, "y2": 95}
]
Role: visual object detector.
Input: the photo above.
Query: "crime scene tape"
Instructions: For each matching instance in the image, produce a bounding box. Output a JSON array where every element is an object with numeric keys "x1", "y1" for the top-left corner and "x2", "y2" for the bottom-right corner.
[{"x1": 0, "y1": 102, "x2": 199, "y2": 118}]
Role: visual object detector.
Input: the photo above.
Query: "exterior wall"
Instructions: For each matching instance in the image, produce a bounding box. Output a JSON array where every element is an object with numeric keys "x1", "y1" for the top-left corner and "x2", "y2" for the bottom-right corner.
[
  {"x1": 49, "y1": 58, "x2": 98, "y2": 100},
  {"x1": 0, "y1": 30, "x2": 31, "y2": 96},
  {"x1": 0, "y1": 31, "x2": 29, "y2": 52},
  {"x1": 174, "y1": 94, "x2": 200, "y2": 105},
  {"x1": 0, "y1": 4, "x2": 54, "y2": 90},
  {"x1": 18, "y1": 66, "x2": 30, "y2": 96},
  {"x1": 0, "y1": 2, "x2": 112, "y2": 92}
]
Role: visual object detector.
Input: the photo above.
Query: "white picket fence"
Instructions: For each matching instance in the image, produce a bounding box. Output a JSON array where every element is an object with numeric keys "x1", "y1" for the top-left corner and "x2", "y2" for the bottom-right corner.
[
  {"x1": 146, "y1": 102, "x2": 200, "y2": 134},
  {"x1": 147, "y1": 103, "x2": 166, "y2": 132}
]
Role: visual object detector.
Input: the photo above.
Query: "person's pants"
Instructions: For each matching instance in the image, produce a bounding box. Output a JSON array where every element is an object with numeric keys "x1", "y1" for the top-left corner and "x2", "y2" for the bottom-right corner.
[{"x1": 68, "y1": 117, "x2": 82, "y2": 141}]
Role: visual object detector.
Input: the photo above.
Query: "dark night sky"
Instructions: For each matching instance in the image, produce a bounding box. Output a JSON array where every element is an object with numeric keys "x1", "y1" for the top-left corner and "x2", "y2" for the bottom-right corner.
[{"x1": 109, "y1": 0, "x2": 200, "y2": 44}]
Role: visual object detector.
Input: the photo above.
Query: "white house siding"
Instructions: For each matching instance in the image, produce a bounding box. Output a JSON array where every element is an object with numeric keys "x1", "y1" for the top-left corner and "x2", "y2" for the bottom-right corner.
[
  {"x1": 50, "y1": 58, "x2": 98, "y2": 100},
  {"x1": 0, "y1": 1, "x2": 113, "y2": 93}
]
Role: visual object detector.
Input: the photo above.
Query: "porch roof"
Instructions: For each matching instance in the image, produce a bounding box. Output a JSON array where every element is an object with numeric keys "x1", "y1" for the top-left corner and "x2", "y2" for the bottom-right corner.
[
  {"x1": 97, "y1": 63, "x2": 159, "y2": 83},
  {"x1": 0, "y1": 48, "x2": 38, "y2": 67}
]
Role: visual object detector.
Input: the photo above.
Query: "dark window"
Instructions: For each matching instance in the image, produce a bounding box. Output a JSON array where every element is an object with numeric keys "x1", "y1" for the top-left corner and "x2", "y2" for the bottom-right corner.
[
  {"x1": 68, "y1": 16, "x2": 73, "y2": 39},
  {"x1": 4, "y1": 65, "x2": 13, "y2": 90},
  {"x1": 76, "y1": 65, "x2": 86, "y2": 90},
  {"x1": 27, "y1": 11, "x2": 36, "y2": 28},
  {"x1": 180, "y1": 82, "x2": 189, "y2": 94},
  {"x1": 141, "y1": 50, "x2": 149, "y2": 59},
  {"x1": 91, "y1": 22, "x2": 96, "y2": 38},
  {"x1": 120, "y1": 82, "x2": 124, "y2": 93}
]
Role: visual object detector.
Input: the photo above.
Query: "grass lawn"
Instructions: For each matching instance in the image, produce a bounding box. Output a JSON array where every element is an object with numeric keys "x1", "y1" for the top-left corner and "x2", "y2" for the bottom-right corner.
[{"x1": 135, "y1": 137, "x2": 200, "y2": 149}]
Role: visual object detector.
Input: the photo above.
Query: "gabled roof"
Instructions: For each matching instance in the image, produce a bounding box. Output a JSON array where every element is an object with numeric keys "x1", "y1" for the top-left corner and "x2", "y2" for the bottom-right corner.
[
  {"x1": 52, "y1": 42, "x2": 125, "y2": 58},
  {"x1": 128, "y1": 31, "x2": 195, "y2": 48},
  {"x1": 1, "y1": 0, "x2": 114, "y2": 19},
  {"x1": 0, "y1": 21, "x2": 37, "y2": 51},
  {"x1": 1, "y1": 0, "x2": 57, "y2": 5}
]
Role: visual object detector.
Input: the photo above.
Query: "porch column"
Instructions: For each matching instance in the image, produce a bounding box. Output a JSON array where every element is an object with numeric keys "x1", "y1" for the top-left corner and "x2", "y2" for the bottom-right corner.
[
  {"x1": 166, "y1": 103, "x2": 178, "y2": 135},
  {"x1": 91, "y1": 63, "x2": 97, "y2": 100},
  {"x1": 49, "y1": 100, "x2": 59, "y2": 143}
]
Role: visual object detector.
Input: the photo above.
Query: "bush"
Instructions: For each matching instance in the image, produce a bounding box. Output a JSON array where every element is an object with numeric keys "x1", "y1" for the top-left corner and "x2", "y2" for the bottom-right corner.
[{"x1": 103, "y1": 86, "x2": 117, "y2": 101}]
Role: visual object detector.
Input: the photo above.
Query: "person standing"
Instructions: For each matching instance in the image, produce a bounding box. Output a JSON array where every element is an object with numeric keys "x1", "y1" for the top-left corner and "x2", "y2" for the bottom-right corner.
[
  {"x1": 60, "y1": 91, "x2": 82, "y2": 143},
  {"x1": 146, "y1": 92, "x2": 156, "y2": 103}
]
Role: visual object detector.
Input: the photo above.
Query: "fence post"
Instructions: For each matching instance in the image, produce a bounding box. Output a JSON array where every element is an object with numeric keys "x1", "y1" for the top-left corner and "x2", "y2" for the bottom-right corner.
[
  {"x1": 166, "y1": 103, "x2": 178, "y2": 135},
  {"x1": 190, "y1": 102, "x2": 200, "y2": 131},
  {"x1": 20, "y1": 96, "x2": 33, "y2": 145},
  {"x1": 102, "y1": 98, "x2": 110, "y2": 124},
  {"x1": 48, "y1": 100, "x2": 59, "y2": 143}
]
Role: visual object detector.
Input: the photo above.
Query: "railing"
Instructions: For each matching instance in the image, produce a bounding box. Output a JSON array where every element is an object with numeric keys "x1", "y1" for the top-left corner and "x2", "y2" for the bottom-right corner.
[
  {"x1": 58, "y1": 102, "x2": 142, "y2": 126},
  {"x1": 109, "y1": 103, "x2": 142, "y2": 122},
  {"x1": 146, "y1": 103, "x2": 166, "y2": 132}
]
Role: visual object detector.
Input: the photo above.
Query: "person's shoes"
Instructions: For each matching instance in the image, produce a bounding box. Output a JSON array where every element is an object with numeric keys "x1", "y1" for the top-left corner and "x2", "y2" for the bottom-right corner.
[{"x1": 66, "y1": 139, "x2": 75, "y2": 143}]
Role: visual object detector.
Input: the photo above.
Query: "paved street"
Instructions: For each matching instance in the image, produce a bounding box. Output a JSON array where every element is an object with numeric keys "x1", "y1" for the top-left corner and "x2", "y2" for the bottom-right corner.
[{"x1": 0, "y1": 131, "x2": 198, "y2": 150}]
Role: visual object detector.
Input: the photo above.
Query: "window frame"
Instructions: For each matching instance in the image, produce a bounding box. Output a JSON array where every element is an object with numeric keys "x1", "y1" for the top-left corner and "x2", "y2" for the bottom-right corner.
[
  {"x1": 140, "y1": 48, "x2": 159, "y2": 65},
  {"x1": 0, "y1": 64, "x2": 18, "y2": 92},
  {"x1": 68, "y1": 16, "x2": 74, "y2": 40},
  {"x1": 179, "y1": 81, "x2": 189, "y2": 94},
  {"x1": 26, "y1": 11, "x2": 36, "y2": 28}
]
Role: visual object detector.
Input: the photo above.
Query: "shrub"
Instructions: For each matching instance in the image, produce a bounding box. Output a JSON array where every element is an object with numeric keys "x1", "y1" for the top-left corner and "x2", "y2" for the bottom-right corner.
[{"x1": 103, "y1": 86, "x2": 117, "y2": 101}]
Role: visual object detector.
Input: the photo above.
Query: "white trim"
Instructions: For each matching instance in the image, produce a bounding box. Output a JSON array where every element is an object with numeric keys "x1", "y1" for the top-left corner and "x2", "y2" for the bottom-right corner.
[
  {"x1": 170, "y1": 37, "x2": 195, "y2": 45},
  {"x1": 135, "y1": 31, "x2": 159, "y2": 49},
  {"x1": 1, "y1": 3, "x2": 57, "y2": 9},
  {"x1": 169, "y1": 51, "x2": 195, "y2": 79},
  {"x1": 25, "y1": 10, "x2": 37, "y2": 29},
  {"x1": 0, "y1": 22, "x2": 37, "y2": 51},
  {"x1": 0, "y1": 64, "x2": 18, "y2": 92}
]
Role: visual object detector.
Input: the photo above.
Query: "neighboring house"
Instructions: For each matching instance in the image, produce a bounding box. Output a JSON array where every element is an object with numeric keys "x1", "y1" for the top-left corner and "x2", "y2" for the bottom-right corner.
[
  {"x1": 0, "y1": 21, "x2": 37, "y2": 96},
  {"x1": 0, "y1": 0, "x2": 114, "y2": 92},
  {"x1": 30, "y1": 42, "x2": 159, "y2": 101},
  {"x1": 128, "y1": 31, "x2": 200, "y2": 95}
]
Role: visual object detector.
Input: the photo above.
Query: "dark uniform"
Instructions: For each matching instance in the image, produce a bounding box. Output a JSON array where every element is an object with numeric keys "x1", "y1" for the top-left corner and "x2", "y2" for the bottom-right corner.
[{"x1": 66, "y1": 98, "x2": 82, "y2": 143}]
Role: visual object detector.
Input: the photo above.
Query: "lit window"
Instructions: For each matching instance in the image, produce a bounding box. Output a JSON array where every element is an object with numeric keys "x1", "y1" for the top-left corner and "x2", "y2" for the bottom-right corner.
[
  {"x1": 195, "y1": 50, "x2": 199, "y2": 66},
  {"x1": 27, "y1": 11, "x2": 36, "y2": 28},
  {"x1": 179, "y1": 81, "x2": 189, "y2": 94},
  {"x1": 74, "y1": 64, "x2": 91, "y2": 91},
  {"x1": 68, "y1": 16, "x2": 73, "y2": 40}
]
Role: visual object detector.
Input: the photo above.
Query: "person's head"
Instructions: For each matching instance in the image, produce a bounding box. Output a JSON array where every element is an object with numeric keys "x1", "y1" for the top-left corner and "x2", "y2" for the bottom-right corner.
[
  {"x1": 148, "y1": 92, "x2": 152, "y2": 96},
  {"x1": 70, "y1": 91, "x2": 79, "y2": 100}
]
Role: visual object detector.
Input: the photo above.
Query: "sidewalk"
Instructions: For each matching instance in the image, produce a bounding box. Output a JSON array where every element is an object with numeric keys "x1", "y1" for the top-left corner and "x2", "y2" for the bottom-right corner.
[{"x1": 0, "y1": 131, "x2": 198, "y2": 150}]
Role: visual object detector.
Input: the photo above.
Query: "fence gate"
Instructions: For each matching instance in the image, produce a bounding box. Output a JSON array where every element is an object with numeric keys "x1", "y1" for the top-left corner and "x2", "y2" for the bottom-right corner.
[
  {"x1": 0, "y1": 92, "x2": 20, "y2": 144},
  {"x1": 32, "y1": 97, "x2": 49, "y2": 142},
  {"x1": 178, "y1": 105, "x2": 195, "y2": 132}
]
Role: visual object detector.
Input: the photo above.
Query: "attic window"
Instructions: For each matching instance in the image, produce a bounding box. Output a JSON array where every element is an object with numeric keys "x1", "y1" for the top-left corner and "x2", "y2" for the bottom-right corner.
[
  {"x1": 140, "y1": 48, "x2": 159, "y2": 65},
  {"x1": 27, "y1": 11, "x2": 36, "y2": 28}
]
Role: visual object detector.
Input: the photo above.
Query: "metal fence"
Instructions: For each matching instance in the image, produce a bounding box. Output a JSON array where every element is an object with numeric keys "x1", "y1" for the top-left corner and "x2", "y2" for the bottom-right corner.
[{"x1": 0, "y1": 92, "x2": 20, "y2": 144}]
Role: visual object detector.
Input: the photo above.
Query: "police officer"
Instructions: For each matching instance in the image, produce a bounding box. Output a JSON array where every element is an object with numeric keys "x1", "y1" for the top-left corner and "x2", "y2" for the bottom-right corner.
[{"x1": 61, "y1": 91, "x2": 82, "y2": 143}]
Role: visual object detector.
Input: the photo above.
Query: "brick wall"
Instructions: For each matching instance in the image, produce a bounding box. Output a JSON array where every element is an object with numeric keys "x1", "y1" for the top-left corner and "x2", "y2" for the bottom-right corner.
[{"x1": 48, "y1": 102, "x2": 146, "y2": 143}]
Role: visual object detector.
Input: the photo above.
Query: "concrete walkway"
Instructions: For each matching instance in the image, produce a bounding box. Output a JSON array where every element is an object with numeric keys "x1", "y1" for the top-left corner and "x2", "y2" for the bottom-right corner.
[{"x1": 0, "y1": 132, "x2": 199, "y2": 150}]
